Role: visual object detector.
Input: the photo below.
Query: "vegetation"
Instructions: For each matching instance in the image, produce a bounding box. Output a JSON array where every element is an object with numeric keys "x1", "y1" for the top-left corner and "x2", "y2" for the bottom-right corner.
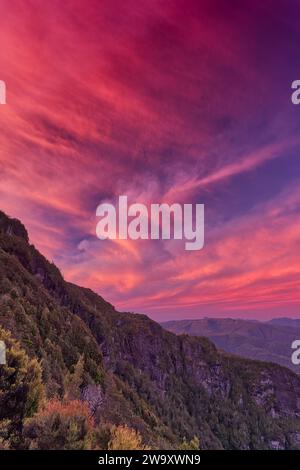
[
  {"x1": 23, "y1": 399, "x2": 94, "y2": 450},
  {"x1": 179, "y1": 436, "x2": 200, "y2": 450},
  {"x1": 0, "y1": 327, "x2": 44, "y2": 449},
  {"x1": 1, "y1": 210, "x2": 300, "y2": 450},
  {"x1": 108, "y1": 425, "x2": 149, "y2": 450}
]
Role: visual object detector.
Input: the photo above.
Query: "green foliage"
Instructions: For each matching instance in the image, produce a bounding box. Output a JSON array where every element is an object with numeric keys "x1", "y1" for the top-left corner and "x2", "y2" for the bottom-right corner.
[
  {"x1": 108, "y1": 425, "x2": 149, "y2": 450},
  {"x1": 64, "y1": 355, "x2": 85, "y2": 400},
  {"x1": 0, "y1": 327, "x2": 44, "y2": 448},
  {"x1": 0, "y1": 244, "x2": 105, "y2": 397},
  {"x1": 179, "y1": 436, "x2": 200, "y2": 450}
]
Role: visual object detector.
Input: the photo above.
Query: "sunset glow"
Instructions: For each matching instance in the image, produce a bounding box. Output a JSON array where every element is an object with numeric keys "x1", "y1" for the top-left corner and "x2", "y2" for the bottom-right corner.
[{"x1": 1, "y1": 0, "x2": 300, "y2": 320}]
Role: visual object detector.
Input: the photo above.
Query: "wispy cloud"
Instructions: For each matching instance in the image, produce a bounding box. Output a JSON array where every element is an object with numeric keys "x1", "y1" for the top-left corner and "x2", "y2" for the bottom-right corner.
[{"x1": 0, "y1": 0, "x2": 300, "y2": 319}]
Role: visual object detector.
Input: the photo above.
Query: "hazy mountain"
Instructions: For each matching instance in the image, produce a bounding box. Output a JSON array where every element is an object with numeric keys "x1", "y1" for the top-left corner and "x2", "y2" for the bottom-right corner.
[
  {"x1": 162, "y1": 318, "x2": 300, "y2": 373},
  {"x1": 268, "y1": 318, "x2": 300, "y2": 329},
  {"x1": 1, "y1": 210, "x2": 300, "y2": 449}
]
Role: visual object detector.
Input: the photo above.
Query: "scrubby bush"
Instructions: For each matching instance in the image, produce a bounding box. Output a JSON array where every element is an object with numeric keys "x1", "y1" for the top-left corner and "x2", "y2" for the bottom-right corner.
[
  {"x1": 108, "y1": 425, "x2": 149, "y2": 450},
  {"x1": 23, "y1": 399, "x2": 94, "y2": 449},
  {"x1": 179, "y1": 436, "x2": 200, "y2": 450},
  {"x1": 64, "y1": 355, "x2": 84, "y2": 400},
  {"x1": 0, "y1": 327, "x2": 44, "y2": 448}
]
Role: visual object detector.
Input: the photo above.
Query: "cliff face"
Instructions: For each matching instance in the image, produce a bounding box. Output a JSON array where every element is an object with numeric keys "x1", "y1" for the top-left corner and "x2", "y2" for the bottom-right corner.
[{"x1": 1, "y1": 210, "x2": 300, "y2": 449}]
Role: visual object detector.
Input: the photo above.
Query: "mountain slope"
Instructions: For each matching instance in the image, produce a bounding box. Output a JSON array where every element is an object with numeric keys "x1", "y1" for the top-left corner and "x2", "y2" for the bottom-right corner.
[
  {"x1": 162, "y1": 318, "x2": 300, "y2": 373},
  {"x1": 1, "y1": 210, "x2": 300, "y2": 449}
]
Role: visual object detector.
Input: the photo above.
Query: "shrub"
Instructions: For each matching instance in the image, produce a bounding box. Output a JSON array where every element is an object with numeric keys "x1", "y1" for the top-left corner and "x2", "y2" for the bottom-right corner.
[
  {"x1": 0, "y1": 327, "x2": 44, "y2": 448},
  {"x1": 23, "y1": 399, "x2": 94, "y2": 449},
  {"x1": 179, "y1": 436, "x2": 200, "y2": 450},
  {"x1": 64, "y1": 355, "x2": 84, "y2": 400},
  {"x1": 108, "y1": 425, "x2": 149, "y2": 450}
]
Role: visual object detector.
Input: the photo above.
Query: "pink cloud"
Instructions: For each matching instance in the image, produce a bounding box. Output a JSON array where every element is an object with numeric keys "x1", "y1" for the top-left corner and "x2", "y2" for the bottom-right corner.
[{"x1": 0, "y1": 0, "x2": 299, "y2": 320}]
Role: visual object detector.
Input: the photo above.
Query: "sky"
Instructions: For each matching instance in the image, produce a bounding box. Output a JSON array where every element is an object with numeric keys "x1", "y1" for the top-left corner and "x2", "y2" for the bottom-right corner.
[{"x1": 1, "y1": 0, "x2": 300, "y2": 320}]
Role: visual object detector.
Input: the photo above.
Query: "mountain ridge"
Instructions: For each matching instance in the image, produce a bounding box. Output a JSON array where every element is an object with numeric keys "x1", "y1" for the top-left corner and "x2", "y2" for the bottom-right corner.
[
  {"x1": 1, "y1": 210, "x2": 300, "y2": 449},
  {"x1": 161, "y1": 318, "x2": 300, "y2": 373}
]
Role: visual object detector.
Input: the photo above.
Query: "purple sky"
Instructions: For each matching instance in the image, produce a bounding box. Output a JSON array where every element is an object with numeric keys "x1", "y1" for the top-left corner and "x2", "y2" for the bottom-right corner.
[{"x1": 1, "y1": 0, "x2": 300, "y2": 320}]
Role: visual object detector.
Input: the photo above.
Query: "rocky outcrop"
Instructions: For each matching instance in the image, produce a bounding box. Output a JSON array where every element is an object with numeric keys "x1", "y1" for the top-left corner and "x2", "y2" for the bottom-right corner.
[{"x1": 0, "y1": 210, "x2": 28, "y2": 241}]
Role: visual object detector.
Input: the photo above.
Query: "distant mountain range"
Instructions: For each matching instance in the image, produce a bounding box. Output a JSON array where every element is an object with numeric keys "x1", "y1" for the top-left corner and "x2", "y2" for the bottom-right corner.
[
  {"x1": 1, "y1": 209, "x2": 300, "y2": 449},
  {"x1": 268, "y1": 318, "x2": 300, "y2": 329},
  {"x1": 162, "y1": 318, "x2": 300, "y2": 373}
]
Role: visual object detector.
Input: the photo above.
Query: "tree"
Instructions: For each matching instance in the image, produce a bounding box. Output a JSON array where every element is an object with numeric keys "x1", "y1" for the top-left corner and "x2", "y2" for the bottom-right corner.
[
  {"x1": 0, "y1": 327, "x2": 44, "y2": 448},
  {"x1": 108, "y1": 425, "x2": 149, "y2": 450},
  {"x1": 179, "y1": 436, "x2": 200, "y2": 450},
  {"x1": 81, "y1": 384, "x2": 103, "y2": 416},
  {"x1": 64, "y1": 355, "x2": 85, "y2": 400}
]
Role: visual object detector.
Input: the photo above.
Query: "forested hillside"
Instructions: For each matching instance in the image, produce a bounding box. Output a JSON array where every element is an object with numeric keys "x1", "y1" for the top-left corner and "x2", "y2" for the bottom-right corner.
[{"x1": 1, "y1": 210, "x2": 300, "y2": 450}]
